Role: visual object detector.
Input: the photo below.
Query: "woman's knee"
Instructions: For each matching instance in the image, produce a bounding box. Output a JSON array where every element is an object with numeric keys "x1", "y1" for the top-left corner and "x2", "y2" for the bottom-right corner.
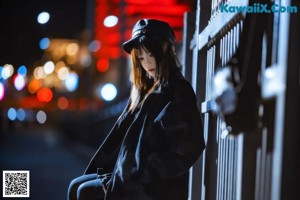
[
  {"x1": 68, "y1": 177, "x2": 82, "y2": 200},
  {"x1": 68, "y1": 176, "x2": 83, "y2": 194},
  {"x1": 77, "y1": 179, "x2": 104, "y2": 200},
  {"x1": 77, "y1": 182, "x2": 91, "y2": 199},
  {"x1": 68, "y1": 174, "x2": 98, "y2": 200}
]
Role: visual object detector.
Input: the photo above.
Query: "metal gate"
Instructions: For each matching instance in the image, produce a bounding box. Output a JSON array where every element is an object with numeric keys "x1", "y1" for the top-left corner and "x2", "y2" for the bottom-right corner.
[{"x1": 181, "y1": 0, "x2": 300, "y2": 199}]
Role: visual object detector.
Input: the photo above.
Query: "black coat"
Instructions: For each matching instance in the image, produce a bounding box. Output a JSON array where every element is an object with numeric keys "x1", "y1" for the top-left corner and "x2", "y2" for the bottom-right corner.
[{"x1": 84, "y1": 69, "x2": 205, "y2": 200}]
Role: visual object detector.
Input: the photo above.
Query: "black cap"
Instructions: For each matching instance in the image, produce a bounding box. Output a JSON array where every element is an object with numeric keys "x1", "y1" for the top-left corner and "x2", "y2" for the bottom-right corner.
[{"x1": 122, "y1": 19, "x2": 175, "y2": 54}]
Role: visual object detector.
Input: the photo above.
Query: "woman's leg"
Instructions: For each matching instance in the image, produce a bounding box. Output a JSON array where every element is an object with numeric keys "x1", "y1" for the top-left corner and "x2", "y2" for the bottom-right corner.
[
  {"x1": 68, "y1": 173, "x2": 98, "y2": 200},
  {"x1": 77, "y1": 178, "x2": 104, "y2": 200}
]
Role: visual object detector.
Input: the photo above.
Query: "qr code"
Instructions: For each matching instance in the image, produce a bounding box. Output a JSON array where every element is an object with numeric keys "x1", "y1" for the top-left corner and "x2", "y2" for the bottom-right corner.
[{"x1": 2, "y1": 170, "x2": 30, "y2": 198}]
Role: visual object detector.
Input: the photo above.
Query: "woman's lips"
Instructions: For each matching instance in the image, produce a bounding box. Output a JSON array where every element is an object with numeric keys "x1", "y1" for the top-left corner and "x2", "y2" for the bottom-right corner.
[{"x1": 148, "y1": 69, "x2": 155, "y2": 72}]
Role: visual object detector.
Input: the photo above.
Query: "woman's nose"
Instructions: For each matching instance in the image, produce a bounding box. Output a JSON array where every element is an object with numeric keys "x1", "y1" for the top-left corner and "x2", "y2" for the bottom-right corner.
[{"x1": 145, "y1": 57, "x2": 152, "y2": 65}]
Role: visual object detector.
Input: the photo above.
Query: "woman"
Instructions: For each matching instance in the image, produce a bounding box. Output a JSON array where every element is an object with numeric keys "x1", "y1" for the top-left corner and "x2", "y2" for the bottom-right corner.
[{"x1": 68, "y1": 19, "x2": 205, "y2": 200}]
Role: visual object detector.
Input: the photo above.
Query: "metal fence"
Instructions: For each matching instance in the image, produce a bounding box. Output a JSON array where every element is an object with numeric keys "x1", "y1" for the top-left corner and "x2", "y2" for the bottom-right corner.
[{"x1": 182, "y1": 0, "x2": 300, "y2": 199}]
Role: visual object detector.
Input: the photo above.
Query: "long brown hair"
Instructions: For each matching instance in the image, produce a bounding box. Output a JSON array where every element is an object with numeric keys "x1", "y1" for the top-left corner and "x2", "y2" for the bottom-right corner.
[{"x1": 129, "y1": 34, "x2": 181, "y2": 111}]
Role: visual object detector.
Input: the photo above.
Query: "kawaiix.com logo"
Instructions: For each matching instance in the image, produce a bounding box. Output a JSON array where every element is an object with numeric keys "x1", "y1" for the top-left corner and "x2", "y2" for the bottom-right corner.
[{"x1": 220, "y1": 3, "x2": 298, "y2": 13}]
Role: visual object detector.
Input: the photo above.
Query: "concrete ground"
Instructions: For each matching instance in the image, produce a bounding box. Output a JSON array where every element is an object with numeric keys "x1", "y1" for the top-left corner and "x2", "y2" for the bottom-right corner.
[{"x1": 0, "y1": 126, "x2": 95, "y2": 200}]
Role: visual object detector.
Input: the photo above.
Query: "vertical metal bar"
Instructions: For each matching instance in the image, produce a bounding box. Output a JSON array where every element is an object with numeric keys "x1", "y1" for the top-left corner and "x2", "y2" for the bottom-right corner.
[
  {"x1": 236, "y1": 134, "x2": 244, "y2": 200},
  {"x1": 207, "y1": 48, "x2": 211, "y2": 99},
  {"x1": 216, "y1": 39, "x2": 221, "y2": 200},
  {"x1": 220, "y1": 120, "x2": 225, "y2": 200},
  {"x1": 232, "y1": 140, "x2": 237, "y2": 200},
  {"x1": 255, "y1": 146, "x2": 262, "y2": 200},
  {"x1": 228, "y1": 29, "x2": 233, "y2": 59},
  {"x1": 227, "y1": 139, "x2": 231, "y2": 200},
  {"x1": 261, "y1": 128, "x2": 268, "y2": 200},
  {"x1": 209, "y1": 46, "x2": 213, "y2": 97},
  {"x1": 219, "y1": 37, "x2": 224, "y2": 200},
  {"x1": 226, "y1": 31, "x2": 230, "y2": 64},
  {"x1": 224, "y1": 34, "x2": 227, "y2": 65},
  {"x1": 230, "y1": 139, "x2": 234, "y2": 200},
  {"x1": 271, "y1": 0, "x2": 291, "y2": 198},
  {"x1": 225, "y1": 138, "x2": 229, "y2": 199},
  {"x1": 222, "y1": 36, "x2": 226, "y2": 65},
  {"x1": 211, "y1": 45, "x2": 216, "y2": 98},
  {"x1": 265, "y1": 153, "x2": 272, "y2": 200},
  {"x1": 216, "y1": 117, "x2": 221, "y2": 200},
  {"x1": 231, "y1": 27, "x2": 233, "y2": 59}
]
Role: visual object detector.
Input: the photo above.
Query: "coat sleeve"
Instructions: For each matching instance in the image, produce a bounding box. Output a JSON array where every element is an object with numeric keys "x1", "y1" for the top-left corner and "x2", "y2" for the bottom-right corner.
[
  {"x1": 142, "y1": 81, "x2": 205, "y2": 182},
  {"x1": 84, "y1": 99, "x2": 132, "y2": 175}
]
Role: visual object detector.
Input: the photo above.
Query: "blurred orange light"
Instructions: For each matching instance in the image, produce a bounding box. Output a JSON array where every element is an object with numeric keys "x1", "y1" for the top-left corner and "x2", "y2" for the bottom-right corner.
[
  {"x1": 57, "y1": 96, "x2": 69, "y2": 110},
  {"x1": 37, "y1": 87, "x2": 53, "y2": 102},
  {"x1": 28, "y1": 79, "x2": 42, "y2": 94},
  {"x1": 97, "y1": 58, "x2": 109, "y2": 72}
]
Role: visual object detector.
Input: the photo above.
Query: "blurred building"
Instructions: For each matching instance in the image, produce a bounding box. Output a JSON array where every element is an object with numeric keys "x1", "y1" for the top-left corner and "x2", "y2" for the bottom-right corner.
[{"x1": 0, "y1": 0, "x2": 195, "y2": 147}]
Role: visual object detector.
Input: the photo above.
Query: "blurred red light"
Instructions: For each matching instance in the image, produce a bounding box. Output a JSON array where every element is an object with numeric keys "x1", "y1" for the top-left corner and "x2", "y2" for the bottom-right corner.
[
  {"x1": 37, "y1": 88, "x2": 53, "y2": 103},
  {"x1": 97, "y1": 59, "x2": 109, "y2": 72},
  {"x1": 57, "y1": 96, "x2": 69, "y2": 110}
]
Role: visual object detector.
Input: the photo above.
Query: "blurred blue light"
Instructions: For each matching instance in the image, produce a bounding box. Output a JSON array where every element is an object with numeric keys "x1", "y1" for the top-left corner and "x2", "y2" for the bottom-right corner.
[
  {"x1": 8, "y1": 108, "x2": 17, "y2": 121},
  {"x1": 65, "y1": 72, "x2": 79, "y2": 92},
  {"x1": 0, "y1": 66, "x2": 2, "y2": 79},
  {"x1": 16, "y1": 108, "x2": 26, "y2": 121},
  {"x1": 18, "y1": 65, "x2": 27, "y2": 76},
  {"x1": 89, "y1": 40, "x2": 101, "y2": 52},
  {"x1": 39, "y1": 38, "x2": 50, "y2": 50}
]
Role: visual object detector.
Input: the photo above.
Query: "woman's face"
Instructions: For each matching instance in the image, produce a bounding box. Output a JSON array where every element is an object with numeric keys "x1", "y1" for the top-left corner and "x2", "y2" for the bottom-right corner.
[{"x1": 137, "y1": 48, "x2": 156, "y2": 78}]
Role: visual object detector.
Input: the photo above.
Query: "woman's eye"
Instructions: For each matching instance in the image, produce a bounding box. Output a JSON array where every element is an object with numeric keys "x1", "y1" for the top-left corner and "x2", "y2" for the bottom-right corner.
[{"x1": 138, "y1": 57, "x2": 144, "y2": 61}]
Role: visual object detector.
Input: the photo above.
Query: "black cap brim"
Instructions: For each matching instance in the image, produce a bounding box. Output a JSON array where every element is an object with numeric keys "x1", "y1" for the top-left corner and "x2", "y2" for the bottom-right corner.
[{"x1": 122, "y1": 35, "x2": 140, "y2": 54}]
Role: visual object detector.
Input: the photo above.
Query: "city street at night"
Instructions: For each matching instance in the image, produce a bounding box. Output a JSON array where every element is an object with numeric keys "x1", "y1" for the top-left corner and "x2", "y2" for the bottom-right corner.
[{"x1": 0, "y1": 125, "x2": 93, "y2": 200}]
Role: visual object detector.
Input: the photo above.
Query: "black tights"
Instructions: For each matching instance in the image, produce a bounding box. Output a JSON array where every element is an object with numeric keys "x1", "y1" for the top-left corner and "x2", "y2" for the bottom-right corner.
[{"x1": 68, "y1": 173, "x2": 104, "y2": 200}]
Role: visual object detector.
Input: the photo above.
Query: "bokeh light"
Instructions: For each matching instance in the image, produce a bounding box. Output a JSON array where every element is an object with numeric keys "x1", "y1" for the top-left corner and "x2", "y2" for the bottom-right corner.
[
  {"x1": 37, "y1": 88, "x2": 53, "y2": 102},
  {"x1": 34, "y1": 66, "x2": 46, "y2": 79},
  {"x1": 66, "y1": 43, "x2": 79, "y2": 56},
  {"x1": 2, "y1": 64, "x2": 14, "y2": 80},
  {"x1": 98, "y1": 83, "x2": 117, "y2": 101},
  {"x1": 37, "y1": 12, "x2": 50, "y2": 24},
  {"x1": 58, "y1": 67, "x2": 70, "y2": 80},
  {"x1": 89, "y1": 40, "x2": 101, "y2": 52},
  {"x1": 17, "y1": 65, "x2": 27, "y2": 76},
  {"x1": 97, "y1": 59, "x2": 109, "y2": 72},
  {"x1": 0, "y1": 83, "x2": 4, "y2": 101},
  {"x1": 14, "y1": 74, "x2": 26, "y2": 91},
  {"x1": 57, "y1": 96, "x2": 69, "y2": 110},
  {"x1": 36, "y1": 110, "x2": 47, "y2": 124},
  {"x1": 103, "y1": 15, "x2": 118, "y2": 27},
  {"x1": 81, "y1": 54, "x2": 92, "y2": 67},
  {"x1": 0, "y1": 66, "x2": 3, "y2": 79},
  {"x1": 39, "y1": 38, "x2": 50, "y2": 50},
  {"x1": 44, "y1": 61, "x2": 55, "y2": 74},
  {"x1": 65, "y1": 72, "x2": 79, "y2": 92},
  {"x1": 7, "y1": 108, "x2": 17, "y2": 121},
  {"x1": 16, "y1": 108, "x2": 26, "y2": 121},
  {"x1": 28, "y1": 79, "x2": 42, "y2": 94}
]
